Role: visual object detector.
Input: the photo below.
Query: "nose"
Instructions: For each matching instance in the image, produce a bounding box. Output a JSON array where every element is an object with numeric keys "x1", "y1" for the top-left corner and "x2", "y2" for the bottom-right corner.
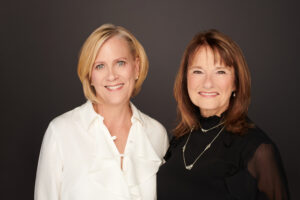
[
  {"x1": 203, "y1": 73, "x2": 213, "y2": 89},
  {"x1": 107, "y1": 66, "x2": 118, "y2": 81}
]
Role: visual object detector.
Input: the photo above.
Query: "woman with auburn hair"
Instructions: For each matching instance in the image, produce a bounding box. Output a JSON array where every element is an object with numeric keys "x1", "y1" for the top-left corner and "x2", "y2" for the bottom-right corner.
[
  {"x1": 35, "y1": 24, "x2": 168, "y2": 200},
  {"x1": 157, "y1": 30, "x2": 289, "y2": 199}
]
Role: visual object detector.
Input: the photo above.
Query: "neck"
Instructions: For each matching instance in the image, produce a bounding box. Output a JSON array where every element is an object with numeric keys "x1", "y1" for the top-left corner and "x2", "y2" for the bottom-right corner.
[
  {"x1": 200, "y1": 111, "x2": 221, "y2": 118},
  {"x1": 200, "y1": 108, "x2": 227, "y2": 118},
  {"x1": 93, "y1": 102, "x2": 132, "y2": 128}
]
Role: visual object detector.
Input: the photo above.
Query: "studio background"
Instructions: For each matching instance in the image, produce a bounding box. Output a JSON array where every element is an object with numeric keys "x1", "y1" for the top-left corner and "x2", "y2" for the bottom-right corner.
[{"x1": 1, "y1": 0, "x2": 299, "y2": 199}]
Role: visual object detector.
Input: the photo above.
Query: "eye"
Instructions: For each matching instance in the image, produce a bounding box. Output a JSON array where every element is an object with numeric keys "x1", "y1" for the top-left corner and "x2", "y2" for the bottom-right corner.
[
  {"x1": 217, "y1": 70, "x2": 226, "y2": 74},
  {"x1": 95, "y1": 64, "x2": 104, "y2": 69},
  {"x1": 193, "y1": 70, "x2": 203, "y2": 74},
  {"x1": 117, "y1": 61, "x2": 126, "y2": 66}
]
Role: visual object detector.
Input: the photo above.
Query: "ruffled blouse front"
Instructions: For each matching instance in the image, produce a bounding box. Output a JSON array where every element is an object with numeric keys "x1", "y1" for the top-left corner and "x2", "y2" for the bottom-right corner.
[
  {"x1": 157, "y1": 114, "x2": 289, "y2": 200},
  {"x1": 35, "y1": 101, "x2": 168, "y2": 200}
]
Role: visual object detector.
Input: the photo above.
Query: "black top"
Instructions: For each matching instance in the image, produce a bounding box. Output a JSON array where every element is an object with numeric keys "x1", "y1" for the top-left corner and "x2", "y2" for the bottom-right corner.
[{"x1": 157, "y1": 115, "x2": 289, "y2": 200}]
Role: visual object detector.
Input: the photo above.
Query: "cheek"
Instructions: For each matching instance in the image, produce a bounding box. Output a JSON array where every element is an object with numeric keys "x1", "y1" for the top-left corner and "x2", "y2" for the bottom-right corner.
[
  {"x1": 187, "y1": 75, "x2": 199, "y2": 102},
  {"x1": 187, "y1": 74, "x2": 192, "y2": 86},
  {"x1": 91, "y1": 73, "x2": 98, "y2": 84},
  {"x1": 91, "y1": 70, "x2": 104, "y2": 85},
  {"x1": 187, "y1": 75, "x2": 200, "y2": 91},
  {"x1": 90, "y1": 71, "x2": 96, "y2": 84},
  {"x1": 219, "y1": 78, "x2": 235, "y2": 95},
  {"x1": 124, "y1": 66, "x2": 137, "y2": 82},
  {"x1": 187, "y1": 75, "x2": 193, "y2": 93}
]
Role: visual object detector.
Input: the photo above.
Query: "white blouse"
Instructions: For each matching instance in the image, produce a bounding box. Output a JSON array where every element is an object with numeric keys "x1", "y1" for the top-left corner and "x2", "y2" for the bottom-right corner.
[{"x1": 35, "y1": 101, "x2": 168, "y2": 200}]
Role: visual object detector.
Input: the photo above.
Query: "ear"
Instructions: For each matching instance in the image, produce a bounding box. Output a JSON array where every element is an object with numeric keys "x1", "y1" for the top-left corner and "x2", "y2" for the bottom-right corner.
[
  {"x1": 232, "y1": 85, "x2": 236, "y2": 92},
  {"x1": 134, "y1": 57, "x2": 140, "y2": 79},
  {"x1": 232, "y1": 76, "x2": 236, "y2": 91}
]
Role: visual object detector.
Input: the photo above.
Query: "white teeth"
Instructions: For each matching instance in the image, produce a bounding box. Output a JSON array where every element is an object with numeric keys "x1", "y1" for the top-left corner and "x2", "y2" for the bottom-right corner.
[
  {"x1": 200, "y1": 92, "x2": 218, "y2": 96},
  {"x1": 105, "y1": 84, "x2": 123, "y2": 90}
]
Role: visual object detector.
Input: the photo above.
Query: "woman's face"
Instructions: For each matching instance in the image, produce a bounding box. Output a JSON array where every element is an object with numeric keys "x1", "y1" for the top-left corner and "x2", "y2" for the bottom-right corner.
[
  {"x1": 187, "y1": 46, "x2": 235, "y2": 117},
  {"x1": 91, "y1": 35, "x2": 139, "y2": 106}
]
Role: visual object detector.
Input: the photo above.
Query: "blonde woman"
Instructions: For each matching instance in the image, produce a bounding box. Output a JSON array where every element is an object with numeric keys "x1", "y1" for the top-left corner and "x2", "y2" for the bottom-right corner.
[{"x1": 35, "y1": 24, "x2": 168, "y2": 200}]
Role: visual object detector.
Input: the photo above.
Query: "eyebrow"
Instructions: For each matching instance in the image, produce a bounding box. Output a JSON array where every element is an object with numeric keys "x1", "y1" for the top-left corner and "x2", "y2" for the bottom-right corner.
[
  {"x1": 188, "y1": 65, "x2": 231, "y2": 71},
  {"x1": 113, "y1": 57, "x2": 128, "y2": 62},
  {"x1": 215, "y1": 66, "x2": 233, "y2": 71},
  {"x1": 215, "y1": 66, "x2": 227, "y2": 69},
  {"x1": 94, "y1": 61, "x2": 104, "y2": 64},
  {"x1": 188, "y1": 65, "x2": 203, "y2": 69},
  {"x1": 94, "y1": 57, "x2": 128, "y2": 64}
]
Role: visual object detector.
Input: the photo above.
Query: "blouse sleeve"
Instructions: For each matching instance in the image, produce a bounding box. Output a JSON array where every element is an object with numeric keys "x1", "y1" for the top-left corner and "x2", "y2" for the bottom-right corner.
[
  {"x1": 34, "y1": 123, "x2": 63, "y2": 200},
  {"x1": 247, "y1": 143, "x2": 289, "y2": 200}
]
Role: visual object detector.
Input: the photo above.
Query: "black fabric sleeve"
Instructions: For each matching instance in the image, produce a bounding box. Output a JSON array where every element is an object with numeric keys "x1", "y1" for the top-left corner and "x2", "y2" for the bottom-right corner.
[{"x1": 247, "y1": 143, "x2": 289, "y2": 200}]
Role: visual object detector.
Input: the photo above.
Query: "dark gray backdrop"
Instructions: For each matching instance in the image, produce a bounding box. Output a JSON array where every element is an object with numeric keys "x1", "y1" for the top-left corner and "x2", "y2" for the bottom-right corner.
[{"x1": 1, "y1": 0, "x2": 299, "y2": 199}]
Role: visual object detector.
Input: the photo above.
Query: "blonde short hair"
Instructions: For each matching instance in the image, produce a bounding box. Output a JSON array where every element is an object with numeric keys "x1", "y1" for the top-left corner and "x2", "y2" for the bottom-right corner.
[{"x1": 77, "y1": 24, "x2": 149, "y2": 103}]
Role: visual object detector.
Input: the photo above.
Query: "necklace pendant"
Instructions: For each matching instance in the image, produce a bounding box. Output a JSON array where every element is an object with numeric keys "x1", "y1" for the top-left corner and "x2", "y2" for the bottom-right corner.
[
  {"x1": 201, "y1": 128, "x2": 208, "y2": 133},
  {"x1": 185, "y1": 164, "x2": 193, "y2": 170},
  {"x1": 182, "y1": 126, "x2": 225, "y2": 172}
]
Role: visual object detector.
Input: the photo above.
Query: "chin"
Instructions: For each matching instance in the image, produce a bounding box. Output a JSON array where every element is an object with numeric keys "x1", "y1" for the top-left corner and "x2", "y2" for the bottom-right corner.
[
  {"x1": 197, "y1": 104, "x2": 219, "y2": 112},
  {"x1": 98, "y1": 90, "x2": 133, "y2": 106},
  {"x1": 194, "y1": 99, "x2": 216, "y2": 108},
  {"x1": 105, "y1": 95, "x2": 131, "y2": 105},
  {"x1": 199, "y1": 107, "x2": 219, "y2": 112},
  {"x1": 105, "y1": 98, "x2": 128, "y2": 106}
]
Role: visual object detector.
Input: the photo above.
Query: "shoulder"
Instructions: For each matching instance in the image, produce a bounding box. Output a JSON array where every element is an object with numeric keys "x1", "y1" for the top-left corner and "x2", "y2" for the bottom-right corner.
[
  {"x1": 131, "y1": 103, "x2": 167, "y2": 138},
  {"x1": 140, "y1": 112, "x2": 167, "y2": 135},
  {"x1": 138, "y1": 109, "x2": 167, "y2": 140},
  {"x1": 239, "y1": 124, "x2": 275, "y2": 166},
  {"x1": 46, "y1": 102, "x2": 90, "y2": 138},
  {"x1": 49, "y1": 103, "x2": 84, "y2": 129},
  {"x1": 225, "y1": 122, "x2": 272, "y2": 147},
  {"x1": 133, "y1": 105, "x2": 169, "y2": 158},
  {"x1": 242, "y1": 125, "x2": 272, "y2": 147}
]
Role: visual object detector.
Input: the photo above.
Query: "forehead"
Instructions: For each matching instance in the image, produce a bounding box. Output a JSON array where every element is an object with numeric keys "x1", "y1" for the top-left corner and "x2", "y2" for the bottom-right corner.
[
  {"x1": 101, "y1": 35, "x2": 130, "y2": 52},
  {"x1": 95, "y1": 35, "x2": 133, "y2": 61},
  {"x1": 189, "y1": 46, "x2": 224, "y2": 66}
]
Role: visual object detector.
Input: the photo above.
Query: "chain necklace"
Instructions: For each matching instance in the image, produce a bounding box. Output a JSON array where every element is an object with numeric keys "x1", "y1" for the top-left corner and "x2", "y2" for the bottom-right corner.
[
  {"x1": 200, "y1": 121, "x2": 225, "y2": 133},
  {"x1": 182, "y1": 126, "x2": 225, "y2": 170}
]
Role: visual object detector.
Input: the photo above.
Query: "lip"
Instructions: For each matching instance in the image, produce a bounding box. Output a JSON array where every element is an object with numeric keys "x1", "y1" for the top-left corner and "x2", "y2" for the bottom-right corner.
[
  {"x1": 198, "y1": 92, "x2": 219, "y2": 97},
  {"x1": 104, "y1": 83, "x2": 124, "y2": 91}
]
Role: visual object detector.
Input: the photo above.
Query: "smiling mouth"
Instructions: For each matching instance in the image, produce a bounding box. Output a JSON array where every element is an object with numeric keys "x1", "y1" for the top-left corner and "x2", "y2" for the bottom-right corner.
[
  {"x1": 105, "y1": 83, "x2": 124, "y2": 91},
  {"x1": 199, "y1": 92, "x2": 219, "y2": 97}
]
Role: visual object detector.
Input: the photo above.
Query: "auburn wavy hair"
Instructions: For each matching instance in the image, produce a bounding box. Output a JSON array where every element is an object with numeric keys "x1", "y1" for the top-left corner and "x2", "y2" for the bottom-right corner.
[{"x1": 173, "y1": 29, "x2": 253, "y2": 137}]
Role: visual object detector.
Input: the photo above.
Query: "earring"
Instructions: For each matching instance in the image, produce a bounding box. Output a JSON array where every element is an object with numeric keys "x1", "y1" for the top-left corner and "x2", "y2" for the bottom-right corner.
[{"x1": 232, "y1": 92, "x2": 236, "y2": 97}]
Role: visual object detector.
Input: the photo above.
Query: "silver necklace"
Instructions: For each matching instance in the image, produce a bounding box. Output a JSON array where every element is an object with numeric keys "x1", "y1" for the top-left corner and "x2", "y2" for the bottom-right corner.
[
  {"x1": 200, "y1": 121, "x2": 225, "y2": 133},
  {"x1": 182, "y1": 126, "x2": 225, "y2": 170}
]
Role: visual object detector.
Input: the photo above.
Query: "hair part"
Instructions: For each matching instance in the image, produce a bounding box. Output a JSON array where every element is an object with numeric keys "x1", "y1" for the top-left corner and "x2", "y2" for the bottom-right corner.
[
  {"x1": 77, "y1": 24, "x2": 149, "y2": 103},
  {"x1": 173, "y1": 29, "x2": 253, "y2": 137}
]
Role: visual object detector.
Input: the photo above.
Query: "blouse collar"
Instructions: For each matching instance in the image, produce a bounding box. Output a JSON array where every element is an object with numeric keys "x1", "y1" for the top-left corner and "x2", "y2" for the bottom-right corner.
[
  {"x1": 198, "y1": 112, "x2": 225, "y2": 130},
  {"x1": 79, "y1": 100, "x2": 145, "y2": 131}
]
